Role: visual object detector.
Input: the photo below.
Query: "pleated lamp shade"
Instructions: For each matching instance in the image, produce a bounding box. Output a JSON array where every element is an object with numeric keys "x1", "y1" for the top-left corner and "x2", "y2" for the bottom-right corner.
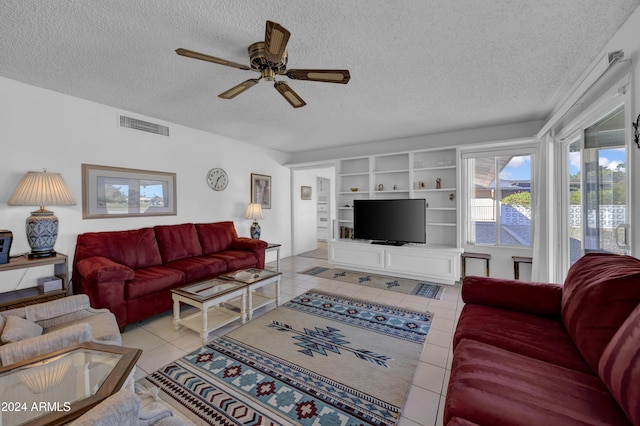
[
  {"x1": 9, "y1": 170, "x2": 76, "y2": 209},
  {"x1": 8, "y1": 170, "x2": 76, "y2": 258}
]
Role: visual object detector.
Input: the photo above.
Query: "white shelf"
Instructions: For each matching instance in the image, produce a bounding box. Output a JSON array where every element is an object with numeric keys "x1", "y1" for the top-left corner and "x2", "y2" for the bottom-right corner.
[
  {"x1": 373, "y1": 169, "x2": 410, "y2": 174},
  {"x1": 338, "y1": 172, "x2": 369, "y2": 177},
  {"x1": 426, "y1": 222, "x2": 457, "y2": 227},
  {"x1": 414, "y1": 188, "x2": 456, "y2": 192},
  {"x1": 426, "y1": 207, "x2": 456, "y2": 211},
  {"x1": 414, "y1": 165, "x2": 456, "y2": 172}
]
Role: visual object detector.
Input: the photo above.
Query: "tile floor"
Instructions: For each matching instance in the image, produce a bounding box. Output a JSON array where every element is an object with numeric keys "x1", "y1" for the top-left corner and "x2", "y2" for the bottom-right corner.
[{"x1": 124, "y1": 254, "x2": 462, "y2": 426}]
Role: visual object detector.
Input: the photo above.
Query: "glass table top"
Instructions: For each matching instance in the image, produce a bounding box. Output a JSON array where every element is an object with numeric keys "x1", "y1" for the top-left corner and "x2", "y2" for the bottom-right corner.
[{"x1": 0, "y1": 347, "x2": 123, "y2": 424}]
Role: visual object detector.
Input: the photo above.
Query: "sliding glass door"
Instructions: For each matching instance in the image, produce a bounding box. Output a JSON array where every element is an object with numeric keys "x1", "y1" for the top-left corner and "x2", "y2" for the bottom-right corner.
[{"x1": 565, "y1": 106, "x2": 629, "y2": 267}]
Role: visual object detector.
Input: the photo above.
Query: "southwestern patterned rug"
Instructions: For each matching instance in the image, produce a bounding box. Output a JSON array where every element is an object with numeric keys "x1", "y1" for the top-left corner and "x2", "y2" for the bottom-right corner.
[
  {"x1": 300, "y1": 267, "x2": 445, "y2": 300},
  {"x1": 143, "y1": 290, "x2": 432, "y2": 425}
]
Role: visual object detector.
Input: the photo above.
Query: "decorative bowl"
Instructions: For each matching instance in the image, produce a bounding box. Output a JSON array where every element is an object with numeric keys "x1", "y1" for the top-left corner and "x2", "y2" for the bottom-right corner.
[{"x1": 350, "y1": 187, "x2": 358, "y2": 192}]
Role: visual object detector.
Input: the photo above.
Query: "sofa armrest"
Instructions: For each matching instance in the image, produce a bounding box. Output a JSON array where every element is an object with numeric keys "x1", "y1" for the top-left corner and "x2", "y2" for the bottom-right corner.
[
  {"x1": 25, "y1": 294, "x2": 91, "y2": 322},
  {"x1": 462, "y1": 275, "x2": 562, "y2": 319},
  {"x1": 69, "y1": 388, "x2": 140, "y2": 426},
  {"x1": 0, "y1": 323, "x2": 93, "y2": 366},
  {"x1": 230, "y1": 237, "x2": 267, "y2": 252},
  {"x1": 76, "y1": 256, "x2": 135, "y2": 283}
]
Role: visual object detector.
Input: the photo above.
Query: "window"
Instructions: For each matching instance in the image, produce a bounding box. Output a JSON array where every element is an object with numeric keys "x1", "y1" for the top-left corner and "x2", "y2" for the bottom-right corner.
[{"x1": 463, "y1": 150, "x2": 535, "y2": 247}]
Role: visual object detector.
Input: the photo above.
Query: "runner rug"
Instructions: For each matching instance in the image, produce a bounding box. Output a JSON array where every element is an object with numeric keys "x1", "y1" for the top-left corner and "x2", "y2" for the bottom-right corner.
[
  {"x1": 143, "y1": 290, "x2": 432, "y2": 425},
  {"x1": 300, "y1": 267, "x2": 445, "y2": 300}
]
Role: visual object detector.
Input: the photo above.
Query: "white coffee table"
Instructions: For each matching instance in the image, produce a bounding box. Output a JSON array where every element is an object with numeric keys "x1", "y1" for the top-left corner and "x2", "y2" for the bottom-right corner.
[
  {"x1": 171, "y1": 279, "x2": 246, "y2": 344},
  {"x1": 220, "y1": 268, "x2": 282, "y2": 321}
]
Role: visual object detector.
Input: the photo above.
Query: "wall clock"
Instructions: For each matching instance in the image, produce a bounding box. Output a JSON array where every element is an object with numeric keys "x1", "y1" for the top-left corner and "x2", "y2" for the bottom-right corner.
[{"x1": 206, "y1": 168, "x2": 228, "y2": 191}]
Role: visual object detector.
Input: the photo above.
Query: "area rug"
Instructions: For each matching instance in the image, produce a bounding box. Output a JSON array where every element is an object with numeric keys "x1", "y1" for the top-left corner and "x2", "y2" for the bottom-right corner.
[
  {"x1": 142, "y1": 290, "x2": 432, "y2": 425},
  {"x1": 300, "y1": 267, "x2": 445, "y2": 300}
]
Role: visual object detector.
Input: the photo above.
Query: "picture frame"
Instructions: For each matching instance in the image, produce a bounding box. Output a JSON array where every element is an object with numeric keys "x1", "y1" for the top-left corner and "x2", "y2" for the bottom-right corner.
[
  {"x1": 82, "y1": 164, "x2": 177, "y2": 219},
  {"x1": 250, "y1": 173, "x2": 271, "y2": 209},
  {"x1": 301, "y1": 186, "x2": 312, "y2": 200}
]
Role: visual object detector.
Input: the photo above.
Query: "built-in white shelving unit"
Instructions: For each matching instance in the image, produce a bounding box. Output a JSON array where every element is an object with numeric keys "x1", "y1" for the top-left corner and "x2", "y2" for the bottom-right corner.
[{"x1": 331, "y1": 147, "x2": 462, "y2": 284}]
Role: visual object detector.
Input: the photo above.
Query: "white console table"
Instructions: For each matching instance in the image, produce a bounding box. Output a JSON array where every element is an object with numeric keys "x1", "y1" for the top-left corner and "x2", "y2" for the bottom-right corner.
[{"x1": 328, "y1": 239, "x2": 463, "y2": 285}]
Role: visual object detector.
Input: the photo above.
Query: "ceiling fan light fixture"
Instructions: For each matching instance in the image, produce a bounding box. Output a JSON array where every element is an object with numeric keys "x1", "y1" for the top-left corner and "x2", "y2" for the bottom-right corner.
[{"x1": 177, "y1": 20, "x2": 349, "y2": 107}]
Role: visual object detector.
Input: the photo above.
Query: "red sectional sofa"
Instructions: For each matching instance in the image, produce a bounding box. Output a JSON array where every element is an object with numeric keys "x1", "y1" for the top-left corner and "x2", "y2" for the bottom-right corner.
[
  {"x1": 72, "y1": 222, "x2": 267, "y2": 329},
  {"x1": 445, "y1": 253, "x2": 640, "y2": 426}
]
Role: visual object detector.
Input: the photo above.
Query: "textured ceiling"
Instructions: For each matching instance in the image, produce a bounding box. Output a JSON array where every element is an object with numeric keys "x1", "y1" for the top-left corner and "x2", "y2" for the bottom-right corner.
[{"x1": 2, "y1": 1, "x2": 638, "y2": 153}]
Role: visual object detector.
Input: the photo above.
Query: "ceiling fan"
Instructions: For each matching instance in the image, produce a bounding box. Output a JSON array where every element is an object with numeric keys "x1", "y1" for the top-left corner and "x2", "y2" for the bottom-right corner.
[{"x1": 176, "y1": 20, "x2": 350, "y2": 108}]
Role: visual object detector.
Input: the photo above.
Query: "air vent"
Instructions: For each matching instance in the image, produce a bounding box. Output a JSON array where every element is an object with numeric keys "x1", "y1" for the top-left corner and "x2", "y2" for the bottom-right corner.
[{"x1": 119, "y1": 115, "x2": 169, "y2": 136}]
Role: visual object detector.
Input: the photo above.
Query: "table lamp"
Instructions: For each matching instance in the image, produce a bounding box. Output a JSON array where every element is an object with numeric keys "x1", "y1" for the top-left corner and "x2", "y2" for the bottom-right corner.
[
  {"x1": 8, "y1": 169, "x2": 76, "y2": 258},
  {"x1": 244, "y1": 203, "x2": 263, "y2": 239}
]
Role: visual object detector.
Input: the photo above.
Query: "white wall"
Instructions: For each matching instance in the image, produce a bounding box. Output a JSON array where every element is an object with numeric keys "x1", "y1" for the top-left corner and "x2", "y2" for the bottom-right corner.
[
  {"x1": 291, "y1": 166, "x2": 335, "y2": 254},
  {"x1": 0, "y1": 76, "x2": 292, "y2": 291}
]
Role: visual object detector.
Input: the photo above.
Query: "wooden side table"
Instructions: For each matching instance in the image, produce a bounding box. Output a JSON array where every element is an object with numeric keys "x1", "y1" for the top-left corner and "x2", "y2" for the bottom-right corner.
[
  {"x1": 0, "y1": 253, "x2": 69, "y2": 311},
  {"x1": 512, "y1": 256, "x2": 533, "y2": 280},
  {"x1": 461, "y1": 252, "x2": 491, "y2": 278}
]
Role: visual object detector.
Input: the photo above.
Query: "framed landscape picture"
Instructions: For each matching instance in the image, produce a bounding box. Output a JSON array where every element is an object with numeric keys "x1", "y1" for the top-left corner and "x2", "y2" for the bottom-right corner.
[
  {"x1": 301, "y1": 186, "x2": 312, "y2": 200},
  {"x1": 251, "y1": 173, "x2": 271, "y2": 209},
  {"x1": 82, "y1": 164, "x2": 177, "y2": 219}
]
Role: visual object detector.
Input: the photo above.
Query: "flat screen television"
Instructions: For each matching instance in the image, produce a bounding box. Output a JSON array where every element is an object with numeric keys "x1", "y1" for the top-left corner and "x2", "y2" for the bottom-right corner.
[{"x1": 353, "y1": 199, "x2": 426, "y2": 245}]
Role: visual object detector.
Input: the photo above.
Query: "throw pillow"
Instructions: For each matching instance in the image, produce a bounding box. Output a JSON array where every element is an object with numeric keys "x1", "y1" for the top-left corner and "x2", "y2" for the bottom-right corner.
[{"x1": 0, "y1": 316, "x2": 43, "y2": 344}]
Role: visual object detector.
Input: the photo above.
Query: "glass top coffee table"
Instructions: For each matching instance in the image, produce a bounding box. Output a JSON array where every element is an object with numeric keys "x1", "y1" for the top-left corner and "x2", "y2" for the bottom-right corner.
[
  {"x1": 0, "y1": 342, "x2": 141, "y2": 425},
  {"x1": 171, "y1": 279, "x2": 247, "y2": 344},
  {"x1": 220, "y1": 268, "x2": 282, "y2": 322}
]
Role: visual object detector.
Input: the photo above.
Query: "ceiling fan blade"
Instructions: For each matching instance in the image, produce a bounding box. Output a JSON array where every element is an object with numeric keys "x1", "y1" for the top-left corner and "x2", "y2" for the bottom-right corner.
[
  {"x1": 264, "y1": 20, "x2": 290, "y2": 64},
  {"x1": 218, "y1": 79, "x2": 260, "y2": 99},
  {"x1": 176, "y1": 48, "x2": 251, "y2": 70},
  {"x1": 286, "y1": 69, "x2": 351, "y2": 84},
  {"x1": 274, "y1": 82, "x2": 306, "y2": 108}
]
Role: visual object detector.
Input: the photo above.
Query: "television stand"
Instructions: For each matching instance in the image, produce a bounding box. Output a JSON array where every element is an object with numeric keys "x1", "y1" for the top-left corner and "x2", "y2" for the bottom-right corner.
[
  {"x1": 328, "y1": 239, "x2": 463, "y2": 285},
  {"x1": 371, "y1": 241, "x2": 405, "y2": 246}
]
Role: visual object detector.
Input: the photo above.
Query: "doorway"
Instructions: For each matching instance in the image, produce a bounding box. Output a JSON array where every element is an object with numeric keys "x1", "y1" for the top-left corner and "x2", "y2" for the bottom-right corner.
[{"x1": 564, "y1": 105, "x2": 630, "y2": 267}]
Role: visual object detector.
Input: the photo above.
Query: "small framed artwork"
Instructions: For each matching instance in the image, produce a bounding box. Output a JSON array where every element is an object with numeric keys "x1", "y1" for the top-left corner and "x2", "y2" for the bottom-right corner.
[
  {"x1": 82, "y1": 164, "x2": 177, "y2": 219},
  {"x1": 301, "y1": 186, "x2": 312, "y2": 200},
  {"x1": 251, "y1": 173, "x2": 271, "y2": 209}
]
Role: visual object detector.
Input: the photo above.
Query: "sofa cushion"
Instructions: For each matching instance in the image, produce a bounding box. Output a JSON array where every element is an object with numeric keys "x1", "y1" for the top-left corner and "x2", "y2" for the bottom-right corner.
[
  {"x1": 154, "y1": 223, "x2": 202, "y2": 263},
  {"x1": 445, "y1": 339, "x2": 630, "y2": 426},
  {"x1": 454, "y1": 304, "x2": 591, "y2": 373},
  {"x1": 75, "y1": 228, "x2": 163, "y2": 269},
  {"x1": 209, "y1": 250, "x2": 258, "y2": 271},
  {"x1": 195, "y1": 222, "x2": 237, "y2": 255},
  {"x1": 125, "y1": 266, "x2": 185, "y2": 300},
  {"x1": 163, "y1": 256, "x2": 228, "y2": 283},
  {"x1": 598, "y1": 303, "x2": 640, "y2": 425},
  {"x1": 1, "y1": 316, "x2": 43, "y2": 344},
  {"x1": 561, "y1": 253, "x2": 640, "y2": 372}
]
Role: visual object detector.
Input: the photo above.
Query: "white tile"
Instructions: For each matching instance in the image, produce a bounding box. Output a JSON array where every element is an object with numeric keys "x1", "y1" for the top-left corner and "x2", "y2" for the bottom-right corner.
[
  {"x1": 122, "y1": 326, "x2": 167, "y2": 353},
  {"x1": 402, "y1": 385, "x2": 440, "y2": 426},
  {"x1": 136, "y1": 342, "x2": 187, "y2": 373},
  {"x1": 420, "y1": 343, "x2": 449, "y2": 368},
  {"x1": 412, "y1": 361, "x2": 446, "y2": 394}
]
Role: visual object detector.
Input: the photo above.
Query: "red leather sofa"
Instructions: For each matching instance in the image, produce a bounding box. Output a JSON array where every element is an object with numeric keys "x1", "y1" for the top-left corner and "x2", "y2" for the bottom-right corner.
[
  {"x1": 445, "y1": 253, "x2": 640, "y2": 425},
  {"x1": 72, "y1": 222, "x2": 267, "y2": 329}
]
